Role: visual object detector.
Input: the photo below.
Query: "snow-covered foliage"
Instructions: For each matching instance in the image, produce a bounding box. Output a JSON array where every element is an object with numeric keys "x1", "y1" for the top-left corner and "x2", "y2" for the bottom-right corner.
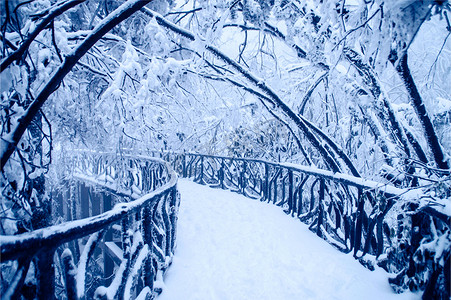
[{"x1": 1, "y1": 0, "x2": 450, "y2": 298}]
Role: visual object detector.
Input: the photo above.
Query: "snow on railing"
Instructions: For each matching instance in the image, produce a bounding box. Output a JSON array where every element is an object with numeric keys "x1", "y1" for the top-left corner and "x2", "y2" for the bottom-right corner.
[
  {"x1": 153, "y1": 151, "x2": 449, "y2": 298},
  {"x1": 0, "y1": 152, "x2": 180, "y2": 300}
]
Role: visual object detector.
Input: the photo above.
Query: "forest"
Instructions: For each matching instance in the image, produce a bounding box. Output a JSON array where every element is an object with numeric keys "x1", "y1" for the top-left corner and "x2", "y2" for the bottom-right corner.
[{"x1": 0, "y1": 0, "x2": 450, "y2": 299}]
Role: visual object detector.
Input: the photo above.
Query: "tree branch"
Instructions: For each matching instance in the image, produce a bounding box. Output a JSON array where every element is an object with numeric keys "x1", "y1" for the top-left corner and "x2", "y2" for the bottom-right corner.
[
  {"x1": 299, "y1": 72, "x2": 328, "y2": 115},
  {"x1": 0, "y1": 0, "x2": 153, "y2": 171},
  {"x1": 142, "y1": 7, "x2": 360, "y2": 174},
  {"x1": 395, "y1": 53, "x2": 449, "y2": 170},
  {"x1": 0, "y1": 0, "x2": 87, "y2": 72}
]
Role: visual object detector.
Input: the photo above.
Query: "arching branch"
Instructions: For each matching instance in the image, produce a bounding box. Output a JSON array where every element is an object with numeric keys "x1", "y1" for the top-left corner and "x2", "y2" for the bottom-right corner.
[
  {"x1": 299, "y1": 72, "x2": 328, "y2": 115},
  {"x1": 0, "y1": 0, "x2": 87, "y2": 72},
  {"x1": 0, "y1": 0, "x2": 153, "y2": 171},
  {"x1": 395, "y1": 53, "x2": 449, "y2": 170},
  {"x1": 344, "y1": 48, "x2": 413, "y2": 159},
  {"x1": 142, "y1": 7, "x2": 362, "y2": 174}
]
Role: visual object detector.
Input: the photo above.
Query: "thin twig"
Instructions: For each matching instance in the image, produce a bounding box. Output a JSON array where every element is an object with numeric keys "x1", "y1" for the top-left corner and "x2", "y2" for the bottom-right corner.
[
  {"x1": 333, "y1": 7, "x2": 381, "y2": 51},
  {"x1": 427, "y1": 31, "x2": 450, "y2": 82}
]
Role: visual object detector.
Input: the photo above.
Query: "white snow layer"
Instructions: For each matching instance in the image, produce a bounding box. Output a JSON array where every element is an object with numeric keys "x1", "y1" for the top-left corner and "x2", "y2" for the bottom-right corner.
[{"x1": 158, "y1": 179, "x2": 420, "y2": 300}]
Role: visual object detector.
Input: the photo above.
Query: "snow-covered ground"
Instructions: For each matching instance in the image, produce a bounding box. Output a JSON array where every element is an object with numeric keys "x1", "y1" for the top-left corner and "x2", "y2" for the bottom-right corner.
[{"x1": 158, "y1": 179, "x2": 420, "y2": 300}]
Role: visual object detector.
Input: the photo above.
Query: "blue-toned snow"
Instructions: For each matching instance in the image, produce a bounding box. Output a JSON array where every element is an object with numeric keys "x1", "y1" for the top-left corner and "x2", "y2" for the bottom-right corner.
[{"x1": 158, "y1": 179, "x2": 419, "y2": 300}]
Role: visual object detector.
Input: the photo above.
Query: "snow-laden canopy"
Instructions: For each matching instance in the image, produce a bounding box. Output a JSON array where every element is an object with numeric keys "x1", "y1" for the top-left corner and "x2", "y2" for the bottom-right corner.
[{"x1": 0, "y1": 0, "x2": 450, "y2": 298}]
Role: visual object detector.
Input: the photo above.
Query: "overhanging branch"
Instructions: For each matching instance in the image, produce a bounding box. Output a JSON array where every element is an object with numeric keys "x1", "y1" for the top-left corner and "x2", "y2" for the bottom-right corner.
[
  {"x1": 0, "y1": 0, "x2": 153, "y2": 171},
  {"x1": 0, "y1": 0, "x2": 87, "y2": 72}
]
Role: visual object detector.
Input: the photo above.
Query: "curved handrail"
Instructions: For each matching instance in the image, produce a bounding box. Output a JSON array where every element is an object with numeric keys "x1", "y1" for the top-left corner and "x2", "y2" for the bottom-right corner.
[
  {"x1": 0, "y1": 152, "x2": 180, "y2": 299},
  {"x1": 172, "y1": 152, "x2": 406, "y2": 195},
  {"x1": 154, "y1": 151, "x2": 449, "y2": 297},
  {"x1": 0, "y1": 161, "x2": 177, "y2": 261}
]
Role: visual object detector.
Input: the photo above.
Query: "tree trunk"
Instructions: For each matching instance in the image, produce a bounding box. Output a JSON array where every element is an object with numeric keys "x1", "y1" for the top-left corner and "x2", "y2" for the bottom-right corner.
[{"x1": 395, "y1": 53, "x2": 449, "y2": 170}]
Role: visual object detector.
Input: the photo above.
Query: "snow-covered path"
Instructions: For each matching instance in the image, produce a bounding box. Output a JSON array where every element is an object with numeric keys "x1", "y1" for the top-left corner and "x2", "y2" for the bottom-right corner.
[{"x1": 158, "y1": 179, "x2": 419, "y2": 300}]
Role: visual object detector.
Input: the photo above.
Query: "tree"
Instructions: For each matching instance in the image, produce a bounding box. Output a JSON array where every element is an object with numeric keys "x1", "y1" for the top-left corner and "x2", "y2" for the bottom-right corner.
[
  {"x1": 1, "y1": 1, "x2": 155, "y2": 298},
  {"x1": 1, "y1": 0, "x2": 450, "y2": 297}
]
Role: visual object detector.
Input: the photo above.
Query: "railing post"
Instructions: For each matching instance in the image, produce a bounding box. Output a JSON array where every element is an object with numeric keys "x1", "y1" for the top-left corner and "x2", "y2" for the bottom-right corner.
[
  {"x1": 61, "y1": 249, "x2": 77, "y2": 300},
  {"x1": 187, "y1": 155, "x2": 192, "y2": 178},
  {"x1": 309, "y1": 179, "x2": 317, "y2": 212},
  {"x1": 376, "y1": 213, "x2": 384, "y2": 258},
  {"x1": 142, "y1": 162, "x2": 148, "y2": 191},
  {"x1": 198, "y1": 156, "x2": 205, "y2": 185},
  {"x1": 63, "y1": 184, "x2": 71, "y2": 221},
  {"x1": 80, "y1": 182, "x2": 90, "y2": 219},
  {"x1": 142, "y1": 206, "x2": 154, "y2": 290},
  {"x1": 264, "y1": 163, "x2": 269, "y2": 201},
  {"x1": 348, "y1": 215, "x2": 354, "y2": 252},
  {"x1": 194, "y1": 156, "x2": 198, "y2": 181},
  {"x1": 151, "y1": 166, "x2": 156, "y2": 190},
  {"x1": 288, "y1": 170, "x2": 294, "y2": 215},
  {"x1": 92, "y1": 191, "x2": 101, "y2": 216},
  {"x1": 169, "y1": 187, "x2": 180, "y2": 254},
  {"x1": 182, "y1": 154, "x2": 187, "y2": 178},
  {"x1": 354, "y1": 189, "x2": 364, "y2": 257},
  {"x1": 219, "y1": 159, "x2": 225, "y2": 189},
  {"x1": 240, "y1": 161, "x2": 247, "y2": 195},
  {"x1": 56, "y1": 191, "x2": 64, "y2": 218},
  {"x1": 70, "y1": 184, "x2": 80, "y2": 262},
  {"x1": 36, "y1": 248, "x2": 56, "y2": 300},
  {"x1": 102, "y1": 193, "x2": 114, "y2": 285},
  {"x1": 296, "y1": 184, "x2": 303, "y2": 216},
  {"x1": 316, "y1": 178, "x2": 325, "y2": 238},
  {"x1": 273, "y1": 169, "x2": 278, "y2": 204},
  {"x1": 152, "y1": 202, "x2": 166, "y2": 268},
  {"x1": 162, "y1": 195, "x2": 172, "y2": 257},
  {"x1": 121, "y1": 218, "x2": 131, "y2": 260},
  {"x1": 282, "y1": 174, "x2": 286, "y2": 204}
]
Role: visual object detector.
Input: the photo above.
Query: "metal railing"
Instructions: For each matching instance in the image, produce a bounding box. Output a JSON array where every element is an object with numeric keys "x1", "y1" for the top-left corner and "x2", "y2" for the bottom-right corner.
[
  {"x1": 154, "y1": 151, "x2": 449, "y2": 297},
  {"x1": 1, "y1": 152, "x2": 180, "y2": 299}
]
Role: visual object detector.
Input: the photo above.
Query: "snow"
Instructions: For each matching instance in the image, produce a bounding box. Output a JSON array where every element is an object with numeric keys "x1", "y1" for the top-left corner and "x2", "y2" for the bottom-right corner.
[
  {"x1": 98, "y1": 258, "x2": 126, "y2": 299},
  {"x1": 335, "y1": 63, "x2": 349, "y2": 74},
  {"x1": 435, "y1": 97, "x2": 451, "y2": 114},
  {"x1": 158, "y1": 179, "x2": 420, "y2": 300},
  {"x1": 136, "y1": 287, "x2": 152, "y2": 300},
  {"x1": 124, "y1": 244, "x2": 149, "y2": 300},
  {"x1": 105, "y1": 241, "x2": 123, "y2": 262},
  {"x1": 154, "y1": 270, "x2": 166, "y2": 293},
  {"x1": 77, "y1": 231, "x2": 101, "y2": 298},
  {"x1": 280, "y1": 161, "x2": 406, "y2": 196}
]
